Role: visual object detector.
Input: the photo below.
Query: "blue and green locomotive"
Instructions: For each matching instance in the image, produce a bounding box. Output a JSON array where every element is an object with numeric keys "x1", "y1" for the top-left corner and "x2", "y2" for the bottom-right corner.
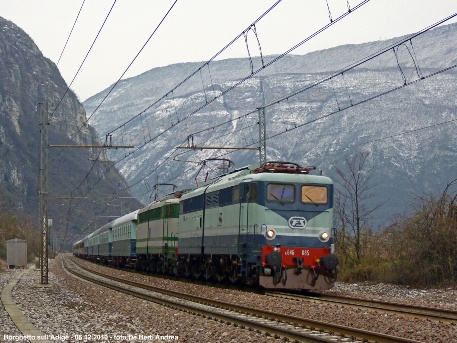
[
  {"x1": 175, "y1": 161, "x2": 337, "y2": 290},
  {"x1": 73, "y1": 161, "x2": 338, "y2": 290}
]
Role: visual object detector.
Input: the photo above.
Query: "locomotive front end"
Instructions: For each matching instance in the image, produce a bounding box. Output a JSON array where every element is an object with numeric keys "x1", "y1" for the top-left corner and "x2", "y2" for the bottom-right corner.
[{"x1": 253, "y1": 163, "x2": 339, "y2": 290}]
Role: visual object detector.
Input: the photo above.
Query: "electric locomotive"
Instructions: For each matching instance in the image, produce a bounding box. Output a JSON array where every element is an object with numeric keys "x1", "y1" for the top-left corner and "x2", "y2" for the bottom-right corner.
[
  {"x1": 73, "y1": 161, "x2": 338, "y2": 291},
  {"x1": 175, "y1": 161, "x2": 338, "y2": 290},
  {"x1": 136, "y1": 197, "x2": 179, "y2": 273}
]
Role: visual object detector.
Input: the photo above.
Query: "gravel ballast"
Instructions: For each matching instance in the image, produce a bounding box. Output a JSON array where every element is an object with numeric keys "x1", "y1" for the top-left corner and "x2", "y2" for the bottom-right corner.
[{"x1": 1, "y1": 255, "x2": 456, "y2": 342}]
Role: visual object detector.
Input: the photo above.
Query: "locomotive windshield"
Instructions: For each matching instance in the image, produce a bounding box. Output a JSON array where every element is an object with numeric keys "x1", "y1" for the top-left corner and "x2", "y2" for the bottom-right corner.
[
  {"x1": 266, "y1": 184, "x2": 328, "y2": 205},
  {"x1": 266, "y1": 184, "x2": 295, "y2": 204},
  {"x1": 301, "y1": 185, "x2": 328, "y2": 204}
]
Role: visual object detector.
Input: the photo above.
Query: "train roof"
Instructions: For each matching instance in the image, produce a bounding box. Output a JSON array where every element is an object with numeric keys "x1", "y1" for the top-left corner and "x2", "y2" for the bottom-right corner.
[
  {"x1": 90, "y1": 219, "x2": 116, "y2": 237},
  {"x1": 112, "y1": 209, "x2": 139, "y2": 228},
  {"x1": 138, "y1": 197, "x2": 180, "y2": 215},
  {"x1": 72, "y1": 239, "x2": 84, "y2": 247},
  {"x1": 73, "y1": 212, "x2": 135, "y2": 246},
  {"x1": 180, "y1": 162, "x2": 332, "y2": 199}
]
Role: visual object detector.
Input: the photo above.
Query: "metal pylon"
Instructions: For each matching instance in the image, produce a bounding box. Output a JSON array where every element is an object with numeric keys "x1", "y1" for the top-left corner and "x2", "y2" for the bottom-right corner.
[
  {"x1": 257, "y1": 106, "x2": 266, "y2": 166},
  {"x1": 39, "y1": 102, "x2": 49, "y2": 284}
]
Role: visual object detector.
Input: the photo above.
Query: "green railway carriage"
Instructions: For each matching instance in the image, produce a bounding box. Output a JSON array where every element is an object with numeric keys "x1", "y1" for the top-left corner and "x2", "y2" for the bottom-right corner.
[
  {"x1": 136, "y1": 197, "x2": 180, "y2": 273},
  {"x1": 84, "y1": 231, "x2": 97, "y2": 257},
  {"x1": 96, "y1": 220, "x2": 114, "y2": 260},
  {"x1": 111, "y1": 210, "x2": 138, "y2": 267},
  {"x1": 73, "y1": 239, "x2": 84, "y2": 256}
]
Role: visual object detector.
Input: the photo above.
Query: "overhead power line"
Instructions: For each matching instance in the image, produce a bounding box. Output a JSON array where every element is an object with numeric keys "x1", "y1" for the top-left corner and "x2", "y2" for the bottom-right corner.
[
  {"x1": 50, "y1": 0, "x2": 118, "y2": 120},
  {"x1": 51, "y1": 1, "x2": 181, "y2": 232},
  {"x1": 160, "y1": 14, "x2": 457, "y2": 186},
  {"x1": 50, "y1": 0, "x2": 86, "y2": 81},
  {"x1": 105, "y1": 0, "x2": 286, "y2": 137},
  {"x1": 182, "y1": 13, "x2": 457, "y2": 150},
  {"x1": 75, "y1": 0, "x2": 371, "y2": 225},
  {"x1": 71, "y1": 1, "x2": 371, "y2": 229},
  {"x1": 50, "y1": 0, "x2": 180, "y2": 191},
  {"x1": 84, "y1": 0, "x2": 179, "y2": 126},
  {"x1": 105, "y1": 0, "x2": 369, "y2": 166}
]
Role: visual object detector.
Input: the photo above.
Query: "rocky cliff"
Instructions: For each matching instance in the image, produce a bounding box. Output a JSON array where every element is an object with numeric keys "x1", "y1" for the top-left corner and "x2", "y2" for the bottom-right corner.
[{"x1": 0, "y1": 16, "x2": 142, "y2": 249}]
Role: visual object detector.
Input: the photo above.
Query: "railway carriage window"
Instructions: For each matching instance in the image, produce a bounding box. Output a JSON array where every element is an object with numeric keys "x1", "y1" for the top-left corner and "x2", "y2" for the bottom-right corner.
[
  {"x1": 219, "y1": 188, "x2": 232, "y2": 205},
  {"x1": 165, "y1": 205, "x2": 172, "y2": 218},
  {"x1": 301, "y1": 185, "x2": 328, "y2": 204},
  {"x1": 172, "y1": 204, "x2": 179, "y2": 217},
  {"x1": 267, "y1": 184, "x2": 295, "y2": 203}
]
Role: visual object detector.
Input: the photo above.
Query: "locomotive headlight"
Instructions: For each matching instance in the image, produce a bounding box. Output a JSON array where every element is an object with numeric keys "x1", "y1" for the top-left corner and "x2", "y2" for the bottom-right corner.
[
  {"x1": 319, "y1": 231, "x2": 330, "y2": 242},
  {"x1": 265, "y1": 228, "x2": 276, "y2": 240}
]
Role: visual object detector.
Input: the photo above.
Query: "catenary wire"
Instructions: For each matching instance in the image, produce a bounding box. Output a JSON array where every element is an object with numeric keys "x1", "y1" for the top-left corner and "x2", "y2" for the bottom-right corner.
[
  {"x1": 75, "y1": 0, "x2": 179, "y2": 131},
  {"x1": 102, "y1": 0, "x2": 369, "y2": 169},
  {"x1": 55, "y1": 0, "x2": 181, "y2": 216},
  {"x1": 179, "y1": 13, "x2": 457, "y2": 145},
  {"x1": 105, "y1": 0, "x2": 285, "y2": 136},
  {"x1": 145, "y1": 13, "x2": 457, "y2": 191},
  {"x1": 74, "y1": 0, "x2": 380, "y2": 232},
  {"x1": 50, "y1": 0, "x2": 86, "y2": 81},
  {"x1": 50, "y1": 0, "x2": 117, "y2": 120},
  {"x1": 64, "y1": 0, "x2": 368, "y2": 201},
  {"x1": 69, "y1": 1, "x2": 383, "y2": 228}
]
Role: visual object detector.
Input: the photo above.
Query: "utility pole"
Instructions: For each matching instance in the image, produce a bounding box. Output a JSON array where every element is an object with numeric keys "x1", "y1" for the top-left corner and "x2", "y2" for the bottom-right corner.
[
  {"x1": 257, "y1": 78, "x2": 267, "y2": 166},
  {"x1": 257, "y1": 106, "x2": 266, "y2": 166},
  {"x1": 38, "y1": 103, "x2": 134, "y2": 284},
  {"x1": 39, "y1": 102, "x2": 49, "y2": 284}
]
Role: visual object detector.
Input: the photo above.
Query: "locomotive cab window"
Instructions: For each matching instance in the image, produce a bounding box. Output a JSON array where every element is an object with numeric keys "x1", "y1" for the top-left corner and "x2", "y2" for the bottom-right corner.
[
  {"x1": 267, "y1": 184, "x2": 295, "y2": 203},
  {"x1": 301, "y1": 185, "x2": 328, "y2": 204},
  {"x1": 250, "y1": 183, "x2": 258, "y2": 202},
  {"x1": 232, "y1": 186, "x2": 240, "y2": 203}
]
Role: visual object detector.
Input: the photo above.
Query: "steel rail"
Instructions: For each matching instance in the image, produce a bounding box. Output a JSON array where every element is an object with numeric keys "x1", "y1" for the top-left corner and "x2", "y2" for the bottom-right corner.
[
  {"x1": 269, "y1": 291, "x2": 457, "y2": 323},
  {"x1": 67, "y1": 255, "x2": 422, "y2": 343},
  {"x1": 62, "y1": 256, "x2": 330, "y2": 342}
]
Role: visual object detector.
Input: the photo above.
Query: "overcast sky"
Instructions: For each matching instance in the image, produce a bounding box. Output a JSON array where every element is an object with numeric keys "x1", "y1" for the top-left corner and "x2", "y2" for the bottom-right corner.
[{"x1": 1, "y1": 0, "x2": 456, "y2": 100}]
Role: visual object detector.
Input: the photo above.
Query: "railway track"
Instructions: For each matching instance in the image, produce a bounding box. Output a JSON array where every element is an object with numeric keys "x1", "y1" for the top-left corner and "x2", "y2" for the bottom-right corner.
[
  {"x1": 268, "y1": 291, "x2": 457, "y2": 324},
  {"x1": 64, "y1": 255, "x2": 422, "y2": 343}
]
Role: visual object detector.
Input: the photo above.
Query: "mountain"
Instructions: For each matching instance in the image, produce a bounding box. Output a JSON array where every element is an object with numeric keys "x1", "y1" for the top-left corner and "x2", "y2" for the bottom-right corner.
[
  {"x1": 0, "y1": 16, "x2": 142, "y2": 248},
  {"x1": 83, "y1": 23, "x2": 457, "y2": 229}
]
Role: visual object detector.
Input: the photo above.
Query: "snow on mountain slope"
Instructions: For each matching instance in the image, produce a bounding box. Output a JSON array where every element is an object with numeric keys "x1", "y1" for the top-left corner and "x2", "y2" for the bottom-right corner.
[{"x1": 84, "y1": 23, "x2": 457, "y2": 229}]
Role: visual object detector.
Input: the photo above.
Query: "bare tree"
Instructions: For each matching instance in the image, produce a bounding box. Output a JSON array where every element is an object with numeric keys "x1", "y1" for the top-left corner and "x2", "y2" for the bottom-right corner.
[
  {"x1": 333, "y1": 150, "x2": 381, "y2": 262},
  {"x1": 387, "y1": 179, "x2": 457, "y2": 286}
]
